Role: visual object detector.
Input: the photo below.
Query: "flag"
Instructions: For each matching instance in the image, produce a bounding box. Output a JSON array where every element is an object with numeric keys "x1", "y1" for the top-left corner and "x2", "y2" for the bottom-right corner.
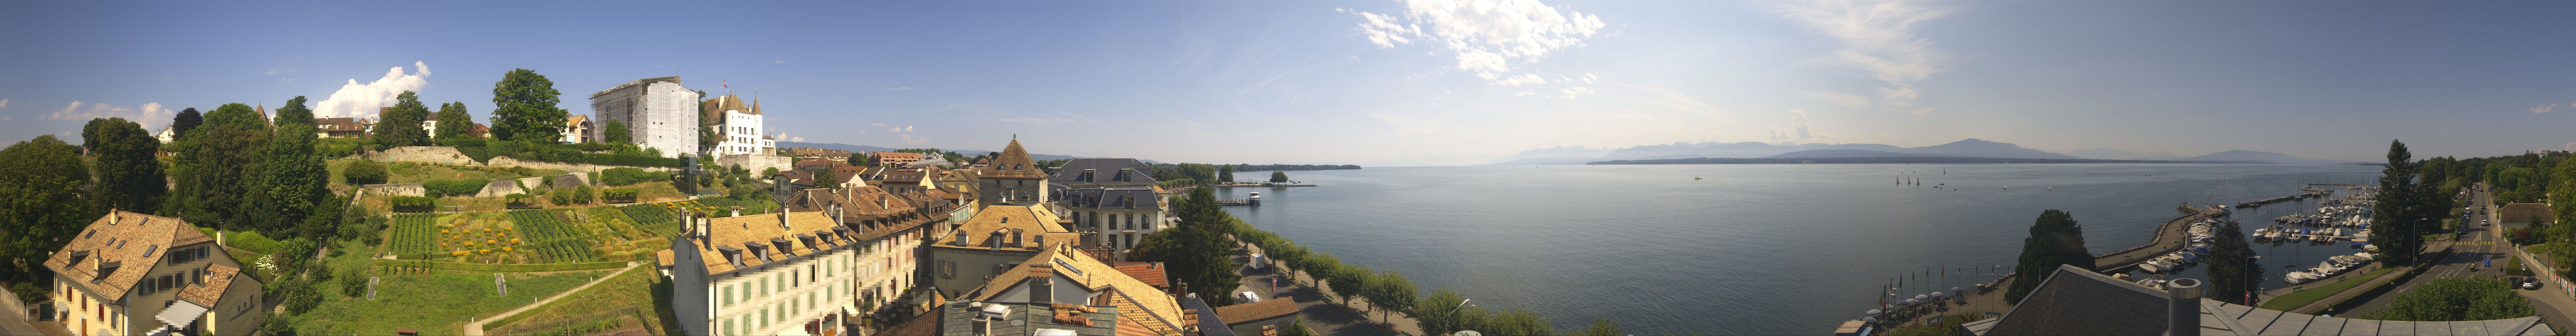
[{"x1": 723, "y1": 80, "x2": 729, "y2": 88}]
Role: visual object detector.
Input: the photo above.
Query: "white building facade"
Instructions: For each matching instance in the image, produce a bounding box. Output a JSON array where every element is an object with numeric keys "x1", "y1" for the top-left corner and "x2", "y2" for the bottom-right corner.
[
  {"x1": 704, "y1": 93, "x2": 772, "y2": 156},
  {"x1": 590, "y1": 76, "x2": 702, "y2": 158}
]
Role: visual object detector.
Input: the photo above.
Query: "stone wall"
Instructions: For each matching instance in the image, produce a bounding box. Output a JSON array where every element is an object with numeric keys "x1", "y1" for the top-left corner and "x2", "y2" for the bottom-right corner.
[
  {"x1": 487, "y1": 156, "x2": 678, "y2": 173},
  {"x1": 554, "y1": 173, "x2": 589, "y2": 188},
  {"x1": 716, "y1": 154, "x2": 795, "y2": 175},
  {"x1": 366, "y1": 146, "x2": 479, "y2": 165},
  {"x1": 362, "y1": 183, "x2": 427, "y2": 197},
  {"x1": 476, "y1": 179, "x2": 527, "y2": 198}
]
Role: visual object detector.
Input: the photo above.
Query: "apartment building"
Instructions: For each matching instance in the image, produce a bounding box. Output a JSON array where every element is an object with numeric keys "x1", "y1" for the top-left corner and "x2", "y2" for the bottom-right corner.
[
  {"x1": 46, "y1": 211, "x2": 264, "y2": 336},
  {"x1": 590, "y1": 76, "x2": 701, "y2": 157}
]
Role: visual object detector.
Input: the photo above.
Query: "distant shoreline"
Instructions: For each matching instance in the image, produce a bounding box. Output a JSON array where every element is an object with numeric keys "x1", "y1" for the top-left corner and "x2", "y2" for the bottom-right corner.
[{"x1": 1587, "y1": 157, "x2": 2277, "y2": 165}]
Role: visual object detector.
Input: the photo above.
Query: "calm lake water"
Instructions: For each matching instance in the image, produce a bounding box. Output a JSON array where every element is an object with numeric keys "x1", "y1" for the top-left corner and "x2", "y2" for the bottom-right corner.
[{"x1": 1218, "y1": 163, "x2": 2383, "y2": 335}]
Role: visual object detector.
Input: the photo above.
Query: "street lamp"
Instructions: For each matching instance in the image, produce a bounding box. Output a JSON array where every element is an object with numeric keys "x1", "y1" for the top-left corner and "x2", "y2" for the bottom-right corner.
[{"x1": 1444, "y1": 299, "x2": 1473, "y2": 334}]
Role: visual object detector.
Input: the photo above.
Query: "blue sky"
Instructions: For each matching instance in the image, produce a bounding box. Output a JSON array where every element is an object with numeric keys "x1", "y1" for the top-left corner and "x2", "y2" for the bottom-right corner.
[{"x1": 3, "y1": 1, "x2": 2574, "y2": 165}]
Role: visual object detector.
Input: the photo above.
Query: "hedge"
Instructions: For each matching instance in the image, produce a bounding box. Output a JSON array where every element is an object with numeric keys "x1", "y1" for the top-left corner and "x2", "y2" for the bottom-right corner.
[
  {"x1": 219, "y1": 230, "x2": 284, "y2": 254},
  {"x1": 423, "y1": 179, "x2": 491, "y2": 197},
  {"x1": 343, "y1": 159, "x2": 389, "y2": 185},
  {"x1": 602, "y1": 188, "x2": 640, "y2": 203},
  {"x1": 377, "y1": 259, "x2": 626, "y2": 272},
  {"x1": 599, "y1": 167, "x2": 670, "y2": 186},
  {"x1": 389, "y1": 196, "x2": 438, "y2": 212}
]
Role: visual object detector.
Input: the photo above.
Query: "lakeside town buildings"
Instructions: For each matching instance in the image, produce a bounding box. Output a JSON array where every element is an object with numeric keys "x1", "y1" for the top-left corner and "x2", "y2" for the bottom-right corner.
[
  {"x1": 589, "y1": 76, "x2": 702, "y2": 157},
  {"x1": 1050, "y1": 158, "x2": 1170, "y2": 261},
  {"x1": 704, "y1": 93, "x2": 775, "y2": 157},
  {"x1": 47, "y1": 211, "x2": 264, "y2": 336}
]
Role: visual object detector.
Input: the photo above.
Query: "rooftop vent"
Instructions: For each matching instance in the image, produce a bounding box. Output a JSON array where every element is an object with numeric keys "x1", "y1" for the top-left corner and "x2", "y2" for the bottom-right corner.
[
  {"x1": 981, "y1": 304, "x2": 1012, "y2": 321},
  {"x1": 2168, "y1": 278, "x2": 2204, "y2": 336}
]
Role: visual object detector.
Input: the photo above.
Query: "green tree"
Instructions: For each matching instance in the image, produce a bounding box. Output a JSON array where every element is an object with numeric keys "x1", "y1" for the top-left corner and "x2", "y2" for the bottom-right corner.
[
  {"x1": 434, "y1": 101, "x2": 474, "y2": 140},
  {"x1": 1271, "y1": 171, "x2": 1289, "y2": 183},
  {"x1": 490, "y1": 69, "x2": 569, "y2": 142},
  {"x1": 86, "y1": 117, "x2": 166, "y2": 214},
  {"x1": 2373, "y1": 140, "x2": 2426, "y2": 265},
  {"x1": 2206, "y1": 220, "x2": 2263, "y2": 306},
  {"x1": 1219, "y1": 164, "x2": 1235, "y2": 182},
  {"x1": 810, "y1": 169, "x2": 838, "y2": 189},
  {"x1": 256, "y1": 96, "x2": 335, "y2": 237},
  {"x1": 343, "y1": 159, "x2": 388, "y2": 185},
  {"x1": 2005, "y1": 209, "x2": 2092, "y2": 304},
  {"x1": 1419, "y1": 288, "x2": 1469, "y2": 336},
  {"x1": 1281, "y1": 317, "x2": 1317, "y2": 336},
  {"x1": 1482, "y1": 308, "x2": 1555, "y2": 336},
  {"x1": 1328, "y1": 264, "x2": 1371, "y2": 306},
  {"x1": 1367, "y1": 269, "x2": 1418, "y2": 321},
  {"x1": 0, "y1": 136, "x2": 97, "y2": 281},
  {"x1": 179, "y1": 104, "x2": 273, "y2": 230},
  {"x1": 2357, "y1": 277, "x2": 2534, "y2": 321},
  {"x1": 1579, "y1": 318, "x2": 1621, "y2": 336},
  {"x1": 169, "y1": 108, "x2": 202, "y2": 140},
  {"x1": 374, "y1": 91, "x2": 431, "y2": 148},
  {"x1": 601, "y1": 119, "x2": 631, "y2": 144}
]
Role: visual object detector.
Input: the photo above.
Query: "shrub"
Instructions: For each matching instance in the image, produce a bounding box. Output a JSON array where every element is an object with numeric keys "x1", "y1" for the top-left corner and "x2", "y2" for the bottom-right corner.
[
  {"x1": 602, "y1": 188, "x2": 640, "y2": 203},
  {"x1": 223, "y1": 230, "x2": 285, "y2": 254},
  {"x1": 343, "y1": 159, "x2": 389, "y2": 185},
  {"x1": 549, "y1": 187, "x2": 576, "y2": 205},
  {"x1": 576, "y1": 185, "x2": 596, "y2": 205},
  {"x1": 339, "y1": 266, "x2": 368, "y2": 297},
  {"x1": 424, "y1": 179, "x2": 491, "y2": 197},
  {"x1": 389, "y1": 196, "x2": 438, "y2": 212},
  {"x1": 598, "y1": 167, "x2": 671, "y2": 186}
]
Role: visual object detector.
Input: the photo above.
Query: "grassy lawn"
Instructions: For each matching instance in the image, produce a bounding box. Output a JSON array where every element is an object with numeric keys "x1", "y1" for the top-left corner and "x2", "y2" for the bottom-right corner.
[
  {"x1": 287, "y1": 240, "x2": 614, "y2": 335},
  {"x1": 2259, "y1": 266, "x2": 2399, "y2": 311},
  {"x1": 1887, "y1": 314, "x2": 1982, "y2": 336},
  {"x1": 487, "y1": 264, "x2": 676, "y2": 335}
]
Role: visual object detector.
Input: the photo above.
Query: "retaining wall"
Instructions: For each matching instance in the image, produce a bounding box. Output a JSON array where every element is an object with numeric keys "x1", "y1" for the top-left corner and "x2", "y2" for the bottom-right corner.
[
  {"x1": 716, "y1": 154, "x2": 794, "y2": 175},
  {"x1": 366, "y1": 146, "x2": 479, "y2": 165},
  {"x1": 487, "y1": 156, "x2": 677, "y2": 173},
  {"x1": 362, "y1": 183, "x2": 427, "y2": 197}
]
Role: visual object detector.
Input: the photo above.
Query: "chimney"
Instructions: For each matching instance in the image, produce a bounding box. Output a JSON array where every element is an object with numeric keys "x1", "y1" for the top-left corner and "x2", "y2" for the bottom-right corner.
[
  {"x1": 779, "y1": 210, "x2": 793, "y2": 230},
  {"x1": 1030, "y1": 264, "x2": 1055, "y2": 305},
  {"x1": 830, "y1": 203, "x2": 843, "y2": 223},
  {"x1": 1034, "y1": 234, "x2": 1046, "y2": 249},
  {"x1": 731, "y1": 206, "x2": 743, "y2": 218},
  {"x1": 2168, "y1": 278, "x2": 2203, "y2": 336}
]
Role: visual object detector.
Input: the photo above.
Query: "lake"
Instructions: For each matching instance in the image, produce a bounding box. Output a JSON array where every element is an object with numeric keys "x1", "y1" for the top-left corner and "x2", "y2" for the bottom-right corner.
[{"x1": 1218, "y1": 163, "x2": 2384, "y2": 335}]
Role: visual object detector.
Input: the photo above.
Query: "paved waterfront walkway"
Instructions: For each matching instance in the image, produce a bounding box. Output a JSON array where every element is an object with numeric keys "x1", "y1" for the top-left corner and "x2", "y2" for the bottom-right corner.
[
  {"x1": 463, "y1": 262, "x2": 641, "y2": 336},
  {"x1": 1231, "y1": 239, "x2": 1417, "y2": 335},
  {"x1": 2094, "y1": 206, "x2": 2226, "y2": 273}
]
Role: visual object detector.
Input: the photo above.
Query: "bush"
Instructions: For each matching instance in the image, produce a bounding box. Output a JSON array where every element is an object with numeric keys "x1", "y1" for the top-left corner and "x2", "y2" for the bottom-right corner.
[
  {"x1": 423, "y1": 179, "x2": 491, "y2": 197},
  {"x1": 508, "y1": 194, "x2": 541, "y2": 209},
  {"x1": 599, "y1": 167, "x2": 671, "y2": 186},
  {"x1": 223, "y1": 230, "x2": 285, "y2": 254},
  {"x1": 339, "y1": 266, "x2": 368, "y2": 297},
  {"x1": 343, "y1": 159, "x2": 389, "y2": 185},
  {"x1": 602, "y1": 188, "x2": 640, "y2": 203},
  {"x1": 549, "y1": 187, "x2": 576, "y2": 206},
  {"x1": 389, "y1": 196, "x2": 437, "y2": 212},
  {"x1": 575, "y1": 185, "x2": 596, "y2": 205}
]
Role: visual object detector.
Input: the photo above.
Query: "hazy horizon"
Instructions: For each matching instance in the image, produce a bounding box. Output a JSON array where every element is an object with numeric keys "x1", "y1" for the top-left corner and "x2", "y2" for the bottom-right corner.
[{"x1": 5, "y1": 1, "x2": 2574, "y2": 165}]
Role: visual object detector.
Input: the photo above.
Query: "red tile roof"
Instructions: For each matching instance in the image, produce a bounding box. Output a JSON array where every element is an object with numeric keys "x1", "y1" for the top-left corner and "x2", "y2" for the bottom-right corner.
[
  {"x1": 1113, "y1": 262, "x2": 1171, "y2": 291},
  {"x1": 1212, "y1": 299, "x2": 1299, "y2": 326}
]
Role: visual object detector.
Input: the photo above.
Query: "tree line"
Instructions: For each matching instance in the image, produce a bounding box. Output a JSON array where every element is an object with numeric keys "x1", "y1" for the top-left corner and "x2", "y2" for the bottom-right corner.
[{"x1": 1128, "y1": 187, "x2": 1624, "y2": 335}]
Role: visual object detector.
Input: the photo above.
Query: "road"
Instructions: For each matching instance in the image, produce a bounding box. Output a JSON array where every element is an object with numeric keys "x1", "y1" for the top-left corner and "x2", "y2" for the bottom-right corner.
[{"x1": 2332, "y1": 183, "x2": 2508, "y2": 316}]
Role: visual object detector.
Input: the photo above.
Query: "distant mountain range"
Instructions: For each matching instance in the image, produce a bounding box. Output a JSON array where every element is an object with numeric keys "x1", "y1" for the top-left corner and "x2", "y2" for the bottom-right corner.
[{"x1": 1492, "y1": 139, "x2": 2369, "y2": 165}]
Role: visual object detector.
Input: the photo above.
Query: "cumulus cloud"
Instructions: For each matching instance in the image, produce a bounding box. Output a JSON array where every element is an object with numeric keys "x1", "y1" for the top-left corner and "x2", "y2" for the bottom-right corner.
[
  {"x1": 312, "y1": 62, "x2": 432, "y2": 118},
  {"x1": 2531, "y1": 103, "x2": 2557, "y2": 114},
  {"x1": 1345, "y1": 0, "x2": 1606, "y2": 80},
  {"x1": 46, "y1": 101, "x2": 174, "y2": 127},
  {"x1": 1775, "y1": 1, "x2": 1952, "y2": 108},
  {"x1": 1790, "y1": 109, "x2": 1814, "y2": 138},
  {"x1": 0, "y1": 98, "x2": 11, "y2": 109},
  {"x1": 791, "y1": 136, "x2": 805, "y2": 142}
]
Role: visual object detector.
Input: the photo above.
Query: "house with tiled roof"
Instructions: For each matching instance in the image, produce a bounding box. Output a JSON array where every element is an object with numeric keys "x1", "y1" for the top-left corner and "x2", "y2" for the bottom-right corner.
[
  {"x1": 775, "y1": 185, "x2": 964, "y2": 333},
  {"x1": 2501, "y1": 202, "x2": 2553, "y2": 230},
  {"x1": 659, "y1": 210, "x2": 887, "y2": 336},
  {"x1": 46, "y1": 211, "x2": 263, "y2": 336},
  {"x1": 872, "y1": 152, "x2": 925, "y2": 166},
  {"x1": 313, "y1": 117, "x2": 369, "y2": 138},
  {"x1": 880, "y1": 168, "x2": 937, "y2": 195},
  {"x1": 1212, "y1": 298, "x2": 1299, "y2": 336},
  {"x1": 1060, "y1": 187, "x2": 1167, "y2": 261},
  {"x1": 942, "y1": 243, "x2": 1195, "y2": 335},
  {"x1": 925, "y1": 204, "x2": 1081, "y2": 300},
  {"x1": 1111, "y1": 262, "x2": 1172, "y2": 293},
  {"x1": 933, "y1": 169, "x2": 980, "y2": 208},
  {"x1": 976, "y1": 139, "x2": 1051, "y2": 207},
  {"x1": 560, "y1": 115, "x2": 593, "y2": 143}
]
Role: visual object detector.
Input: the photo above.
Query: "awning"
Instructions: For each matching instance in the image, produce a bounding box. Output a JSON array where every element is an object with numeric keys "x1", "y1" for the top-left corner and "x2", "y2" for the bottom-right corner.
[{"x1": 156, "y1": 299, "x2": 208, "y2": 327}]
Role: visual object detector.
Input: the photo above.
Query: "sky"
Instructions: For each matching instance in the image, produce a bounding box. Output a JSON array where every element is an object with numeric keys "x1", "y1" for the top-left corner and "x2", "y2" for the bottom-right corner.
[{"x1": 3, "y1": 1, "x2": 2575, "y2": 165}]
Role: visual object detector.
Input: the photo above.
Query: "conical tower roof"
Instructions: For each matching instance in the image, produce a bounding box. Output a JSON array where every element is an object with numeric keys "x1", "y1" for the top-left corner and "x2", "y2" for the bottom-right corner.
[{"x1": 986, "y1": 138, "x2": 1047, "y2": 179}]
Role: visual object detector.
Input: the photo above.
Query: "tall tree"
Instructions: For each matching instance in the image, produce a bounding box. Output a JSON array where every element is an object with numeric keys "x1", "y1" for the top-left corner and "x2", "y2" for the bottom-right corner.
[
  {"x1": 0, "y1": 135, "x2": 97, "y2": 280},
  {"x1": 601, "y1": 119, "x2": 631, "y2": 144},
  {"x1": 2373, "y1": 140, "x2": 2424, "y2": 265},
  {"x1": 374, "y1": 91, "x2": 431, "y2": 148},
  {"x1": 1270, "y1": 171, "x2": 1289, "y2": 183},
  {"x1": 434, "y1": 101, "x2": 473, "y2": 140},
  {"x1": 181, "y1": 104, "x2": 272, "y2": 230},
  {"x1": 810, "y1": 169, "x2": 838, "y2": 189},
  {"x1": 256, "y1": 96, "x2": 334, "y2": 238},
  {"x1": 1218, "y1": 165, "x2": 1235, "y2": 182},
  {"x1": 80, "y1": 118, "x2": 110, "y2": 153},
  {"x1": 1367, "y1": 269, "x2": 1419, "y2": 322},
  {"x1": 86, "y1": 118, "x2": 166, "y2": 214},
  {"x1": 1418, "y1": 288, "x2": 1468, "y2": 336},
  {"x1": 2005, "y1": 209, "x2": 2092, "y2": 304},
  {"x1": 490, "y1": 69, "x2": 568, "y2": 142},
  {"x1": 169, "y1": 108, "x2": 203, "y2": 140},
  {"x1": 2207, "y1": 220, "x2": 2263, "y2": 306}
]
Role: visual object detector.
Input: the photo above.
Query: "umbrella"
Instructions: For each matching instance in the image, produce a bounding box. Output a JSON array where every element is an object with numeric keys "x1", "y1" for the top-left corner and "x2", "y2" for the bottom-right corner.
[
  {"x1": 1866, "y1": 309, "x2": 1883, "y2": 315},
  {"x1": 1864, "y1": 317, "x2": 1879, "y2": 324},
  {"x1": 1931, "y1": 291, "x2": 1949, "y2": 298},
  {"x1": 1914, "y1": 294, "x2": 1930, "y2": 301},
  {"x1": 1902, "y1": 298, "x2": 1920, "y2": 305},
  {"x1": 1952, "y1": 286, "x2": 1967, "y2": 293}
]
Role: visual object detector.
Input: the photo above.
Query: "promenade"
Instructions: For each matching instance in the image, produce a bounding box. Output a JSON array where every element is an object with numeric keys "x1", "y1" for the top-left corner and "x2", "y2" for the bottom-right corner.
[{"x1": 2094, "y1": 205, "x2": 2227, "y2": 273}]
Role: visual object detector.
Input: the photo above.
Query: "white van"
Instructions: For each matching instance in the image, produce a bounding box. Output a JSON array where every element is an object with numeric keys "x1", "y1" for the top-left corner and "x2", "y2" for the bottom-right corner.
[{"x1": 1240, "y1": 291, "x2": 1263, "y2": 303}]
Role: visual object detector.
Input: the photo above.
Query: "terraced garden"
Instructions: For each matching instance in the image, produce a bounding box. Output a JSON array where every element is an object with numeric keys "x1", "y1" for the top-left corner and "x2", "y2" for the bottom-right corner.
[
  {"x1": 509, "y1": 210, "x2": 600, "y2": 263},
  {"x1": 389, "y1": 214, "x2": 441, "y2": 255}
]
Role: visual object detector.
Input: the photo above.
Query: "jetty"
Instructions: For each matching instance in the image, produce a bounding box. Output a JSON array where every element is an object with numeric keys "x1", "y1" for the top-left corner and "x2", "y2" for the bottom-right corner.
[
  {"x1": 2307, "y1": 183, "x2": 2355, "y2": 187},
  {"x1": 1208, "y1": 182, "x2": 1318, "y2": 187},
  {"x1": 2096, "y1": 205, "x2": 2227, "y2": 273},
  {"x1": 2235, "y1": 188, "x2": 2335, "y2": 208}
]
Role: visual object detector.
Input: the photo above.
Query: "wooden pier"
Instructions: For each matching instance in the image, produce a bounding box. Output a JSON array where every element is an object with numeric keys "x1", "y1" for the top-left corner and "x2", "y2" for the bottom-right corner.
[{"x1": 2236, "y1": 188, "x2": 2336, "y2": 208}]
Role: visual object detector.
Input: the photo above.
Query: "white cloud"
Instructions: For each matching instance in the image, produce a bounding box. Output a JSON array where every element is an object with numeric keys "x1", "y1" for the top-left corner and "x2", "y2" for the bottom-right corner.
[
  {"x1": 1493, "y1": 74, "x2": 1547, "y2": 86},
  {"x1": 791, "y1": 136, "x2": 805, "y2": 142},
  {"x1": 1790, "y1": 109, "x2": 1813, "y2": 138},
  {"x1": 0, "y1": 98, "x2": 10, "y2": 109},
  {"x1": 312, "y1": 61, "x2": 432, "y2": 118},
  {"x1": 1348, "y1": 0, "x2": 1607, "y2": 80},
  {"x1": 2530, "y1": 103, "x2": 2557, "y2": 114},
  {"x1": 46, "y1": 101, "x2": 174, "y2": 124},
  {"x1": 1775, "y1": 1, "x2": 1952, "y2": 107},
  {"x1": 1546, "y1": 86, "x2": 1594, "y2": 99},
  {"x1": 867, "y1": 122, "x2": 890, "y2": 127}
]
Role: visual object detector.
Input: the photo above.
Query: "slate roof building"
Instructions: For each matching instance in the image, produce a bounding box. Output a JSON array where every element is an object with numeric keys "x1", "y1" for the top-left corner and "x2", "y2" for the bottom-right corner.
[
  {"x1": 977, "y1": 139, "x2": 1051, "y2": 207},
  {"x1": 934, "y1": 243, "x2": 1196, "y2": 335},
  {"x1": 590, "y1": 76, "x2": 700, "y2": 157},
  {"x1": 1058, "y1": 187, "x2": 1167, "y2": 261},
  {"x1": 46, "y1": 211, "x2": 264, "y2": 336},
  {"x1": 1965, "y1": 264, "x2": 2554, "y2": 335}
]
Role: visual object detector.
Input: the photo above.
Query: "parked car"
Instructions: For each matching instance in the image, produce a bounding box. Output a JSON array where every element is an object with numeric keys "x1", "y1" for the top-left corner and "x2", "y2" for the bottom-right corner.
[
  {"x1": 1240, "y1": 291, "x2": 1263, "y2": 303},
  {"x1": 2525, "y1": 278, "x2": 2544, "y2": 290}
]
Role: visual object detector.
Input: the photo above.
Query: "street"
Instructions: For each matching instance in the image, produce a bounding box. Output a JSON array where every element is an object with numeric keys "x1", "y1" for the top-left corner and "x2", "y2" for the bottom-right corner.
[{"x1": 2330, "y1": 183, "x2": 2515, "y2": 316}]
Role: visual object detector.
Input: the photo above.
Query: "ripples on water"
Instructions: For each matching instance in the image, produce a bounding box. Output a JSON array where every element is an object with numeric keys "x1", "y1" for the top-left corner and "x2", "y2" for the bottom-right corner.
[{"x1": 1220, "y1": 163, "x2": 2382, "y2": 335}]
